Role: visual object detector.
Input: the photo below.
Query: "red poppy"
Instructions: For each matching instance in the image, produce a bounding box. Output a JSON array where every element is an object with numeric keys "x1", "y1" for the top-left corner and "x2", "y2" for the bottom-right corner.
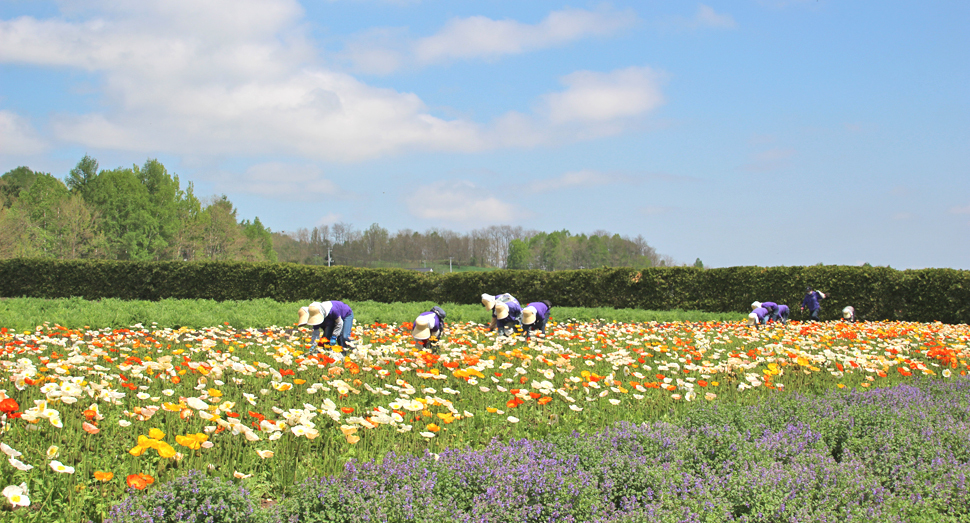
[{"x1": 0, "y1": 398, "x2": 20, "y2": 414}]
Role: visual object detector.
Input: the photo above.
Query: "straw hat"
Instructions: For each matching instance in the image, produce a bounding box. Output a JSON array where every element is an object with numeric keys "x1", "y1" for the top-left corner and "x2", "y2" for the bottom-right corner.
[
  {"x1": 494, "y1": 301, "x2": 510, "y2": 320},
  {"x1": 521, "y1": 306, "x2": 537, "y2": 325},
  {"x1": 751, "y1": 301, "x2": 762, "y2": 310},
  {"x1": 307, "y1": 302, "x2": 330, "y2": 326},
  {"x1": 747, "y1": 312, "x2": 758, "y2": 326},
  {"x1": 412, "y1": 314, "x2": 434, "y2": 340},
  {"x1": 481, "y1": 293, "x2": 496, "y2": 310},
  {"x1": 297, "y1": 307, "x2": 310, "y2": 326},
  {"x1": 842, "y1": 306, "x2": 854, "y2": 318}
]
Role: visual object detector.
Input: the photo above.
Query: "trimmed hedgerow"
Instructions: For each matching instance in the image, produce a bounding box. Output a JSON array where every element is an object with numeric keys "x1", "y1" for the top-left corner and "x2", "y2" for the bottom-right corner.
[{"x1": 1, "y1": 259, "x2": 968, "y2": 323}]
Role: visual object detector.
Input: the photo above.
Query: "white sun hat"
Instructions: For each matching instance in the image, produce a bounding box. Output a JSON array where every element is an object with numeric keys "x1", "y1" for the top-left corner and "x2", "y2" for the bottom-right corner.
[
  {"x1": 297, "y1": 307, "x2": 310, "y2": 326},
  {"x1": 747, "y1": 312, "x2": 758, "y2": 325},
  {"x1": 307, "y1": 302, "x2": 331, "y2": 326},
  {"x1": 494, "y1": 301, "x2": 510, "y2": 320},
  {"x1": 412, "y1": 314, "x2": 434, "y2": 340},
  {"x1": 751, "y1": 301, "x2": 762, "y2": 310},
  {"x1": 521, "y1": 306, "x2": 537, "y2": 325},
  {"x1": 842, "y1": 306, "x2": 854, "y2": 318},
  {"x1": 481, "y1": 293, "x2": 496, "y2": 310}
]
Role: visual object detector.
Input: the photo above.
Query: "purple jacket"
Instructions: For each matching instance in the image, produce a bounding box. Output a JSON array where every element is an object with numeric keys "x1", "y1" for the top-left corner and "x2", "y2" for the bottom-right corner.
[
  {"x1": 761, "y1": 302, "x2": 778, "y2": 315},
  {"x1": 415, "y1": 311, "x2": 443, "y2": 333},
  {"x1": 323, "y1": 300, "x2": 353, "y2": 331},
  {"x1": 505, "y1": 300, "x2": 522, "y2": 320},
  {"x1": 777, "y1": 304, "x2": 790, "y2": 317},
  {"x1": 527, "y1": 302, "x2": 549, "y2": 322},
  {"x1": 752, "y1": 307, "x2": 768, "y2": 321},
  {"x1": 802, "y1": 292, "x2": 824, "y2": 311}
]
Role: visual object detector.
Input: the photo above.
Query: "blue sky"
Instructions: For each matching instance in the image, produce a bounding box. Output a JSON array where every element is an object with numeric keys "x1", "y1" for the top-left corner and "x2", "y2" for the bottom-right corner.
[{"x1": 1, "y1": 0, "x2": 967, "y2": 269}]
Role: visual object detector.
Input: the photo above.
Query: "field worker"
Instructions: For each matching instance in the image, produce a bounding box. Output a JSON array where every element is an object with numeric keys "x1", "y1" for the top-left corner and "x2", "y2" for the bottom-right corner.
[
  {"x1": 760, "y1": 301, "x2": 779, "y2": 319},
  {"x1": 412, "y1": 306, "x2": 447, "y2": 352},
  {"x1": 842, "y1": 306, "x2": 857, "y2": 323},
  {"x1": 800, "y1": 287, "x2": 826, "y2": 322},
  {"x1": 297, "y1": 300, "x2": 354, "y2": 353},
  {"x1": 521, "y1": 300, "x2": 552, "y2": 340},
  {"x1": 747, "y1": 306, "x2": 769, "y2": 330},
  {"x1": 493, "y1": 301, "x2": 522, "y2": 336},
  {"x1": 774, "y1": 304, "x2": 791, "y2": 324},
  {"x1": 482, "y1": 293, "x2": 521, "y2": 332}
]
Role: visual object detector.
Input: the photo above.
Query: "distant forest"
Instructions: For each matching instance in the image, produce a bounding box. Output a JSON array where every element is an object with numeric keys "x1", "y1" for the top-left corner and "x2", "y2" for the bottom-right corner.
[
  {"x1": 1, "y1": 157, "x2": 672, "y2": 270},
  {"x1": 274, "y1": 224, "x2": 672, "y2": 270}
]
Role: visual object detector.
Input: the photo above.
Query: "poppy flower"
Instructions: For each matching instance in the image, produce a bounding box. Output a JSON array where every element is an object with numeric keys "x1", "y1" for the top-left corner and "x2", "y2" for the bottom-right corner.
[
  {"x1": 0, "y1": 398, "x2": 19, "y2": 414},
  {"x1": 2, "y1": 484, "x2": 29, "y2": 508},
  {"x1": 49, "y1": 460, "x2": 74, "y2": 474},
  {"x1": 126, "y1": 473, "x2": 153, "y2": 490},
  {"x1": 94, "y1": 471, "x2": 114, "y2": 482}
]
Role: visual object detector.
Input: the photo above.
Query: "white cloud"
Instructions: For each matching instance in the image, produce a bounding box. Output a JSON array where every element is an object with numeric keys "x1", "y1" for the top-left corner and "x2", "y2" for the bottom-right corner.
[
  {"x1": 693, "y1": 5, "x2": 737, "y2": 29},
  {"x1": 1, "y1": 1, "x2": 485, "y2": 161},
  {"x1": 229, "y1": 162, "x2": 339, "y2": 200},
  {"x1": 541, "y1": 66, "x2": 666, "y2": 125},
  {"x1": 0, "y1": 110, "x2": 47, "y2": 155},
  {"x1": 659, "y1": 5, "x2": 736, "y2": 32},
  {"x1": 317, "y1": 212, "x2": 342, "y2": 226},
  {"x1": 413, "y1": 7, "x2": 636, "y2": 65},
  {"x1": 0, "y1": 4, "x2": 664, "y2": 163},
  {"x1": 405, "y1": 180, "x2": 519, "y2": 225}
]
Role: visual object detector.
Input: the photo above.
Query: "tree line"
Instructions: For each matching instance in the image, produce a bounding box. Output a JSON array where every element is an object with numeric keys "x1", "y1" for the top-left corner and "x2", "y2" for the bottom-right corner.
[
  {"x1": 0, "y1": 156, "x2": 276, "y2": 262},
  {"x1": 273, "y1": 224, "x2": 673, "y2": 270},
  {"x1": 2, "y1": 156, "x2": 672, "y2": 269}
]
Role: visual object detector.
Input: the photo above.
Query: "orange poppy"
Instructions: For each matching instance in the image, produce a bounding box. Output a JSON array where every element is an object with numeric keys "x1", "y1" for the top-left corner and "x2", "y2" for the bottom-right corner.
[
  {"x1": 126, "y1": 473, "x2": 154, "y2": 490},
  {"x1": 94, "y1": 471, "x2": 114, "y2": 482}
]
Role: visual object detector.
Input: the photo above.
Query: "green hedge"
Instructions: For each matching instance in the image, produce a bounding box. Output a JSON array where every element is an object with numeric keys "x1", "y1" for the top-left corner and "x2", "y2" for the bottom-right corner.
[{"x1": 1, "y1": 259, "x2": 967, "y2": 323}]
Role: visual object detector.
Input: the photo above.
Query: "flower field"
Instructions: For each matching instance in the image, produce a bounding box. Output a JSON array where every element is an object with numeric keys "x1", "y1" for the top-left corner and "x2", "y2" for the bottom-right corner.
[{"x1": 1, "y1": 317, "x2": 969, "y2": 522}]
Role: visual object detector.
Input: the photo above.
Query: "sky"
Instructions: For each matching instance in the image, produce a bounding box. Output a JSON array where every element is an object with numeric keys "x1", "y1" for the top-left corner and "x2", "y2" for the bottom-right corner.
[{"x1": 0, "y1": 0, "x2": 967, "y2": 269}]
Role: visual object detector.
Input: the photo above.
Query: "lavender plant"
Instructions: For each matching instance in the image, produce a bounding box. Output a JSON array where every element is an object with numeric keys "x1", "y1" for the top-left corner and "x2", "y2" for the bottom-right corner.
[
  {"x1": 104, "y1": 470, "x2": 255, "y2": 523},
  {"x1": 264, "y1": 378, "x2": 970, "y2": 522}
]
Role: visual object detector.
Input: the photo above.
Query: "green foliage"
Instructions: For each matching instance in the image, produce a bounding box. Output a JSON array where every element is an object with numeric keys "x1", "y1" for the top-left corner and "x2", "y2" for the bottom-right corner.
[
  {"x1": 66, "y1": 154, "x2": 99, "y2": 196},
  {"x1": 1, "y1": 166, "x2": 44, "y2": 207},
  {"x1": 0, "y1": 297, "x2": 742, "y2": 330},
  {"x1": 1, "y1": 156, "x2": 274, "y2": 264},
  {"x1": 1, "y1": 261, "x2": 968, "y2": 323},
  {"x1": 83, "y1": 166, "x2": 159, "y2": 261},
  {"x1": 506, "y1": 238, "x2": 530, "y2": 270}
]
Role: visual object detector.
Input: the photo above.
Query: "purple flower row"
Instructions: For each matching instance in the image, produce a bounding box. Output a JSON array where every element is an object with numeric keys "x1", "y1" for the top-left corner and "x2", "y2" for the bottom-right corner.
[{"x1": 113, "y1": 378, "x2": 970, "y2": 522}]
